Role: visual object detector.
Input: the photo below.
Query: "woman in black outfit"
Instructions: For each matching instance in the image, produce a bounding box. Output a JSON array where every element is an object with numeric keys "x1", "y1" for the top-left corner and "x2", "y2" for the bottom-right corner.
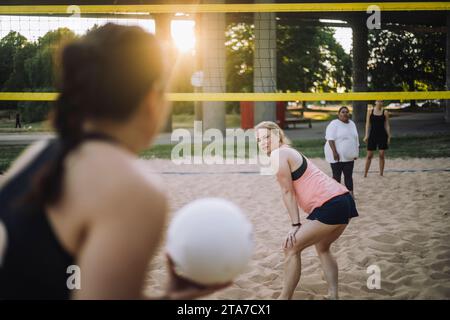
[{"x1": 363, "y1": 100, "x2": 391, "y2": 177}]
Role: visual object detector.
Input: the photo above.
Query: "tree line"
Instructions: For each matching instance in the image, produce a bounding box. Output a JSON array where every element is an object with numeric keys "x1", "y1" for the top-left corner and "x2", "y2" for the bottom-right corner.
[{"x1": 0, "y1": 22, "x2": 445, "y2": 123}]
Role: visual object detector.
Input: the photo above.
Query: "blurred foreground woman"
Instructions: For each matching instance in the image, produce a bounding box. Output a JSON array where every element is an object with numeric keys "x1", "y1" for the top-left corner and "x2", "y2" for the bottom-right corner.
[{"x1": 0, "y1": 24, "x2": 225, "y2": 300}]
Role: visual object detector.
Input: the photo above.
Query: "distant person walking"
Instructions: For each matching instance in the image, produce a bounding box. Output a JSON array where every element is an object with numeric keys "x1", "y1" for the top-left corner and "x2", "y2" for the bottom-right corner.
[
  {"x1": 363, "y1": 100, "x2": 391, "y2": 177},
  {"x1": 15, "y1": 113, "x2": 22, "y2": 129},
  {"x1": 324, "y1": 106, "x2": 359, "y2": 198}
]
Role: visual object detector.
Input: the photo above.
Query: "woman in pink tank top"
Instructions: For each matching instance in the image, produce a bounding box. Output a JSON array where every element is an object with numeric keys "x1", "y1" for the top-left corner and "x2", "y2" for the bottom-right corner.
[{"x1": 255, "y1": 121, "x2": 358, "y2": 300}]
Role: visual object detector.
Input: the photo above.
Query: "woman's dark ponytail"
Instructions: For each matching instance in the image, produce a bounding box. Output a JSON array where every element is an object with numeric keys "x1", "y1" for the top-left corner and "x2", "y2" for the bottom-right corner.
[
  {"x1": 30, "y1": 45, "x2": 87, "y2": 206},
  {"x1": 29, "y1": 24, "x2": 163, "y2": 207}
]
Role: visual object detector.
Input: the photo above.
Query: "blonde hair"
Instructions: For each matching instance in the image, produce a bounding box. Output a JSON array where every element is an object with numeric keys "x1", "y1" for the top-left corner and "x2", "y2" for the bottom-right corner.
[{"x1": 254, "y1": 121, "x2": 291, "y2": 145}]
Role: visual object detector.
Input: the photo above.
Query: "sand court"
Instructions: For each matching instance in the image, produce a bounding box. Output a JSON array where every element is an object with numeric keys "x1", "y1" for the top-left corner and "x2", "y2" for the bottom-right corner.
[{"x1": 144, "y1": 157, "x2": 450, "y2": 299}]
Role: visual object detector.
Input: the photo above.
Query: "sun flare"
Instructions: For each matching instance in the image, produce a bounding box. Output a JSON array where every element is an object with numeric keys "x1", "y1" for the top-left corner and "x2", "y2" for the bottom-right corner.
[{"x1": 171, "y1": 20, "x2": 196, "y2": 53}]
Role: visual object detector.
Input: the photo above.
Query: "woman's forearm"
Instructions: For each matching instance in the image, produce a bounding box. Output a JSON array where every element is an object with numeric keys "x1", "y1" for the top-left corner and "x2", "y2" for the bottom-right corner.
[
  {"x1": 328, "y1": 140, "x2": 338, "y2": 154},
  {"x1": 282, "y1": 189, "x2": 300, "y2": 224}
]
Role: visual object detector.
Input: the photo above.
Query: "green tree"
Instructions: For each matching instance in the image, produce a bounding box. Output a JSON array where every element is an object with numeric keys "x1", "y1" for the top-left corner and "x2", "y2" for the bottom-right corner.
[
  {"x1": 25, "y1": 28, "x2": 77, "y2": 89},
  {"x1": 0, "y1": 31, "x2": 27, "y2": 89},
  {"x1": 225, "y1": 22, "x2": 254, "y2": 113},
  {"x1": 0, "y1": 28, "x2": 77, "y2": 120},
  {"x1": 226, "y1": 22, "x2": 254, "y2": 94},
  {"x1": 368, "y1": 29, "x2": 445, "y2": 95},
  {"x1": 16, "y1": 28, "x2": 77, "y2": 122},
  {"x1": 225, "y1": 22, "x2": 352, "y2": 98},
  {"x1": 3, "y1": 42, "x2": 37, "y2": 91},
  {"x1": 18, "y1": 28, "x2": 76, "y2": 122},
  {"x1": 277, "y1": 25, "x2": 351, "y2": 93}
]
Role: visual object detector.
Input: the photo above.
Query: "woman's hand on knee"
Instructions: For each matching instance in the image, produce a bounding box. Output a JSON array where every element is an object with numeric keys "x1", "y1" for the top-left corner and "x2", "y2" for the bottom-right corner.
[{"x1": 282, "y1": 225, "x2": 301, "y2": 250}]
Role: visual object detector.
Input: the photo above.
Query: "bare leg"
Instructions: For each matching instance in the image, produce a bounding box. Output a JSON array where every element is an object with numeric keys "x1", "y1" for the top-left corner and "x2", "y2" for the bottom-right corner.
[
  {"x1": 379, "y1": 150, "x2": 385, "y2": 176},
  {"x1": 318, "y1": 251, "x2": 338, "y2": 299},
  {"x1": 278, "y1": 221, "x2": 340, "y2": 300},
  {"x1": 315, "y1": 225, "x2": 346, "y2": 299},
  {"x1": 364, "y1": 151, "x2": 373, "y2": 178},
  {"x1": 278, "y1": 251, "x2": 301, "y2": 300}
]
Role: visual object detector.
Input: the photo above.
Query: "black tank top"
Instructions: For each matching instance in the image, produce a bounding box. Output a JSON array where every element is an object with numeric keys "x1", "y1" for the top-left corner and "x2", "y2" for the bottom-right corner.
[
  {"x1": 369, "y1": 109, "x2": 387, "y2": 138},
  {"x1": 0, "y1": 133, "x2": 116, "y2": 299}
]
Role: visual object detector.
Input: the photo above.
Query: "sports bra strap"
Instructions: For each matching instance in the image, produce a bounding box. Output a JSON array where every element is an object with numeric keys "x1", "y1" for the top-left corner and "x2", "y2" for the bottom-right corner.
[
  {"x1": 291, "y1": 154, "x2": 308, "y2": 181},
  {"x1": 81, "y1": 132, "x2": 118, "y2": 144}
]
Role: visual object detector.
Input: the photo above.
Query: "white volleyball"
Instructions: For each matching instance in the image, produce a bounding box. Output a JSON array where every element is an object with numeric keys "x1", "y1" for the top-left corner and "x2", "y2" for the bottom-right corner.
[{"x1": 166, "y1": 198, "x2": 253, "y2": 285}]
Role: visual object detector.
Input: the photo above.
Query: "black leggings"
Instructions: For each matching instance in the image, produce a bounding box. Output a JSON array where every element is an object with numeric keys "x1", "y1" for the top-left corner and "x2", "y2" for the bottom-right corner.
[{"x1": 330, "y1": 161, "x2": 354, "y2": 191}]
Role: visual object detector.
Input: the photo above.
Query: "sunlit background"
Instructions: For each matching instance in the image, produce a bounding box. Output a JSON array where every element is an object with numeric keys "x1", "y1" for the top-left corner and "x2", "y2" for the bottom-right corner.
[
  {"x1": 171, "y1": 19, "x2": 196, "y2": 52},
  {"x1": 0, "y1": 15, "x2": 351, "y2": 54}
]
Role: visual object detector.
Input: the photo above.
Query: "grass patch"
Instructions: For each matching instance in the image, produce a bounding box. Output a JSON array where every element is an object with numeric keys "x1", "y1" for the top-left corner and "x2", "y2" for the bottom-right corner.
[
  {"x1": 0, "y1": 114, "x2": 241, "y2": 133},
  {"x1": 0, "y1": 120, "x2": 52, "y2": 132},
  {"x1": 293, "y1": 134, "x2": 450, "y2": 159},
  {"x1": 140, "y1": 134, "x2": 450, "y2": 161},
  {"x1": 1, "y1": 134, "x2": 450, "y2": 174},
  {"x1": 173, "y1": 114, "x2": 241, "y2": 129},
  {"x1": 139, "y1": 144, "x2": 174, "y2": 159},
  {"x1": 381, "y1": 134, "x2": 450, "y2": 158},
  {"x1": 0, "y1": 145, "x2": 27, "y2": 173}
]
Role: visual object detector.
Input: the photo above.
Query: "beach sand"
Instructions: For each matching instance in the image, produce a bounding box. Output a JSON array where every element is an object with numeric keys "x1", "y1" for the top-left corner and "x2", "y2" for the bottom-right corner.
[
  {"x1": 143, "y1": 157, "x2": 450, "y2": 299},
  {"x1": 1, "y1": 157, "x2": 448, "y2": 299}
]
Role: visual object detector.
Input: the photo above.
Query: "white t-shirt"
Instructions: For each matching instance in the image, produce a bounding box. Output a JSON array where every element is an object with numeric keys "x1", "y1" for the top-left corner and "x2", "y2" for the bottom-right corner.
[{"x1": 324, "y1": 119, "x2": 359, "y2": 163}]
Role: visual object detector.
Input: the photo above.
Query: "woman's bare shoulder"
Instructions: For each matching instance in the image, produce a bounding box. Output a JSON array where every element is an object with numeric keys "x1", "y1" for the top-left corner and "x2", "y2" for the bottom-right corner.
[
  {"x1": 273, "y1": 146, "x2": 303, "y2": 168},
  {"x1": 64, "y1": 142, "x2": 167, "y2": 221},
  {"x1": 271, "y1": 146, "x2": 292, "y2": 161}
]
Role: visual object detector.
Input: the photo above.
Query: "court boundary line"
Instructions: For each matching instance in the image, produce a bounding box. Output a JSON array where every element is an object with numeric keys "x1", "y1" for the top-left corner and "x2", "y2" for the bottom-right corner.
[{"x1": 153, "y1": 168, "x2": 450, "y2": 175}]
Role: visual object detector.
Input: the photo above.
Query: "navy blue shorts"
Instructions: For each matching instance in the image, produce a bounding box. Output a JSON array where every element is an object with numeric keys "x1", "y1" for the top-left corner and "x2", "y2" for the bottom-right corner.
[{"x1": 307, "y1": 193, "x2": 359, "y2": 225}]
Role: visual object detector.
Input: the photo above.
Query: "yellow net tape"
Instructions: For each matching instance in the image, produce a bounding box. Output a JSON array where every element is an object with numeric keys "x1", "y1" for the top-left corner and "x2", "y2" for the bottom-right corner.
[
  {"x1": 0, "y1": 2, "x2": 449, "y2": 15},
  {"x1": 1, "y1": 91, "x2": 449, "y2": 102},
  {"x1": 1, "y1": 2, "x2": 448, "y2": 104}
]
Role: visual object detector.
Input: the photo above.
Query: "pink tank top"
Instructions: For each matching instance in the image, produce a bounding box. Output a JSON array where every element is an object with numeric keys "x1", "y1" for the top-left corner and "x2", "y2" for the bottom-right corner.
[{"x1": 292, "y1": 156, "x2": 348, "y2": 214}]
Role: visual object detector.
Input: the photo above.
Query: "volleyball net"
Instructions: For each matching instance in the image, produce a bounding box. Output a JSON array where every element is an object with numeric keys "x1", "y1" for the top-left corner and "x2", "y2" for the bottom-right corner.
[{"x1": 0, "y1": 2, "x2": 449, "y2": 116}]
